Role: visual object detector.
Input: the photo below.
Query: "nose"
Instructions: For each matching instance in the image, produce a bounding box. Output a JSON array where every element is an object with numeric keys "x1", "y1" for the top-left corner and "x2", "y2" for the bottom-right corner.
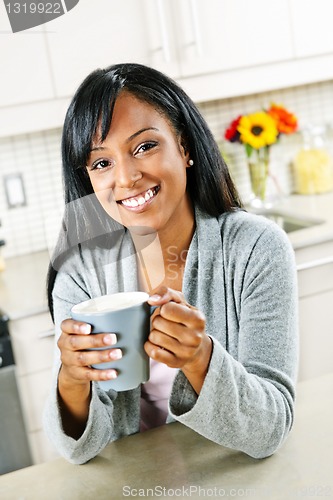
[{"x1": 114, "y1": 159, "x2": 142, "y2": 189}]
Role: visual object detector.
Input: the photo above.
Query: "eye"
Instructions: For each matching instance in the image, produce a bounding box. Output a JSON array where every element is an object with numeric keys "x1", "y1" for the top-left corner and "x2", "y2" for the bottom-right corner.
[
  {"x1": 89, "y1": 158, "x2": 115, "y2": 171},
  {"x1": 134, "y1": 141, "x2": 158, "y2": 155}
]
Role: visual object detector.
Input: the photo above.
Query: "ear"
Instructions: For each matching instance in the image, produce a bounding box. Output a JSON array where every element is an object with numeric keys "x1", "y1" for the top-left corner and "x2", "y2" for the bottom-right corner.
[{"x1": 178, "y1": 135, "x2": 190, "y2": 164}]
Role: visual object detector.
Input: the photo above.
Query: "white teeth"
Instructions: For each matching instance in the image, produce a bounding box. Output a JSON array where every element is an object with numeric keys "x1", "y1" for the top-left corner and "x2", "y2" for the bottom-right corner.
[{"x1": 121, "y1": 186, "x2": 157, "y2": 208}]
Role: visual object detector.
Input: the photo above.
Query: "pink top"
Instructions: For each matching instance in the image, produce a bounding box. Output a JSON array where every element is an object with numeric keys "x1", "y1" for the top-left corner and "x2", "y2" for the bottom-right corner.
[{"x1": 140, "y1": 359, "x2": 178, "y2": 432}]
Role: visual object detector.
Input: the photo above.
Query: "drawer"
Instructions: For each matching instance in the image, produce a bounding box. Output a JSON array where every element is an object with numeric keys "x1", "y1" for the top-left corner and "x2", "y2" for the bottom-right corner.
[
  {"x1": 10, "y1": 312, "x2": 55, "y2": 376},
  {"x1": 297, "y1": 256, "x2": 333, "y2": 298},
  {"x1": 295, "y1": 240, "x2": 333, "y2": 267},
  {"x1": 16, "y1": 367, "x2": 53, "y2": 433},
  {"x1": 298, "y1": 290, "x2": 333, "y2": 381}
]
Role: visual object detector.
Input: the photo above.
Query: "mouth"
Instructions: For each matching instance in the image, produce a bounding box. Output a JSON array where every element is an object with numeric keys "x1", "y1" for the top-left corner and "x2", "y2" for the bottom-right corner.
[{"x1": 117, "y1": 185, "x2": 160, "y2": 210}]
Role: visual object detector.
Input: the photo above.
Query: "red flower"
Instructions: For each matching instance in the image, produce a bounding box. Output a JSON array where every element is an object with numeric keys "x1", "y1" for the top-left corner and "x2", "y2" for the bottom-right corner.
[{"x1": 224, "y1": 115, "x2": 242, "y2": 142}]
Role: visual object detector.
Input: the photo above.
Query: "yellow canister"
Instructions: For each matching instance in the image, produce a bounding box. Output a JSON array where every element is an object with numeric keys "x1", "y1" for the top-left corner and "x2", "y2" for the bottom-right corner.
[{"x1": 293, "y1": 126, "x2": 333, "y2": 194}]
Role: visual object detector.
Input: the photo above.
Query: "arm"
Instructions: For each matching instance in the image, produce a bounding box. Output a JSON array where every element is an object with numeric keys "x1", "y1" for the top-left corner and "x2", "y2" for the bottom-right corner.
[{"x1": 168, "y1": 224, "x2": 298, "y2": 459}]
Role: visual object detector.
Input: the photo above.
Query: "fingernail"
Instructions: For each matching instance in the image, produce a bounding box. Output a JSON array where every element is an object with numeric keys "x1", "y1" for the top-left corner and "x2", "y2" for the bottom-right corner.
[
  {"x1": 104, "y1": 334, "x2": 117, "y2": 345},
  {"x1": 106, "y1": 370, "x2": 117, "y2": 379},
  {"x1": 149, "y1": 294, "x2": 162, "y2": 302},
  {"x1": 110, "y1": 349, "x2": 122, "y2": 360},
  {"x1": 79, "y1": 324, "x2": 91, "y2": 334}
]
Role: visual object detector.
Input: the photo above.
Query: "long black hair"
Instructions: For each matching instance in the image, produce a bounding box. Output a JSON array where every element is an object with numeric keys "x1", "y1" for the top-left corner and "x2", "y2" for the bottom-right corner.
[{"x1": 47, "y1": 63, "x2": 242, "y2": 316}]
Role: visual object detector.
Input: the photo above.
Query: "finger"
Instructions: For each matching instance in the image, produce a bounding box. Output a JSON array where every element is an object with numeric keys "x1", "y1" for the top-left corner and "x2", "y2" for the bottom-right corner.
[
  {"x1": 61, "y1": 347, "x2": 122, "y2": 368},
  {"x1": 61, "y1": 318, "x2": 92, "y2": 335},
  {"x1": 148, "y1": 327, "x2": 181, "y2": 351},
  {"x1": 158, "y1": 301, "x2": 206, "y2": 329},
  {"x1": 67, "y1": 365, "x2": 118, "y2": 383},
  {"x1": 58, "y1": 332, "x2": 117, "y2": 354},
  {"x1": 150, "y1": 317, "x2": 203, "y2": 348},
  {"x1": 148, "y1": 286, "x2": 185, "y2": 306},
  {"x1": 144, "y1": 340, "x2": 180, "y2": 368},
  {"x1": 69, "y1": 332, "x2": 118, "y2": 351}
]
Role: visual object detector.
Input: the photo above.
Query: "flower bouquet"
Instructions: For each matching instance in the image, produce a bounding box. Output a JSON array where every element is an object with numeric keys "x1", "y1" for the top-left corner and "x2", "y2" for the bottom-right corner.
[{"x1": 224, "y1": 104, "x2": 297, "y2": 207}]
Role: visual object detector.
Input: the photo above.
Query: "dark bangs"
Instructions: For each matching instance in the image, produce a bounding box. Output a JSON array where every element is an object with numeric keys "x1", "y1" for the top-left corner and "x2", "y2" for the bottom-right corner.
[{"x1": 61, "y1": 68, "x2": 125, "y2": 202}]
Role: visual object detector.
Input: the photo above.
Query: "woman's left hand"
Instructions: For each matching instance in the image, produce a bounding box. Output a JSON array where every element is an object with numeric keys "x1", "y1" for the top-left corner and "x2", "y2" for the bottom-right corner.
[{"x1": 145, "y1": 287, "x2": 213, "y2": 394}]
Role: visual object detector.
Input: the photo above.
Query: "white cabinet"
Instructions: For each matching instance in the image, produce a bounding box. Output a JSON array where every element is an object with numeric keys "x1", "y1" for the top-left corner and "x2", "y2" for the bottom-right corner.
[
  {"x1": 290, "y1": 0, "x2": 333, "y2": 58},
  {"x1": 10, "y1": 312, "x2": 59, "y2": 464},
  {"x1": 164, "y1": 0, "x2": 294, "y2": 78},
  {"x1": 45, "y1": 0, "x2": 153, "y2": 98},
  {"x1": 0, "y1": 2, "x2": 54, "y2": 107},
  {"x1": 296, "y1": 240, "x2": 333, "y2": 381}
]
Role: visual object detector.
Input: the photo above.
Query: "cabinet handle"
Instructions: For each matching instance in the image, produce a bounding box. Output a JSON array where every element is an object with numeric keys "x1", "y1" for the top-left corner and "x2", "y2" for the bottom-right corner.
[
  {"x1": 297, "y1": 255, "x2": 333, "y2": 271},
  {"x1": 189, "y1": 0, "x2": 203, "y2": 56},
  {"x1": 156, "y1": 0, "x2": 171, "y2": 62}
]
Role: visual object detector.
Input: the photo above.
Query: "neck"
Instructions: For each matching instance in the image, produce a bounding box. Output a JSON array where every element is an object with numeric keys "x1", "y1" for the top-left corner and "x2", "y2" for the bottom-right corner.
[{"x1": 130, "y1": 198, "x2": 195, "y2": 292}]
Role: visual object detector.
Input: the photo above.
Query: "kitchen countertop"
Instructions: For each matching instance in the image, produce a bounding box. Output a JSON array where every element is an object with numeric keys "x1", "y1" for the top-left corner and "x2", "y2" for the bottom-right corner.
[
  {"x1": 268, "y1": 191, "x2": 333, "y2": 250},
  {"x1": 0, "y1": 372, "x2": 332, "y2": 500},
  {"x1": 0, "y1": 192, "x2": 332, "y2": 320}
]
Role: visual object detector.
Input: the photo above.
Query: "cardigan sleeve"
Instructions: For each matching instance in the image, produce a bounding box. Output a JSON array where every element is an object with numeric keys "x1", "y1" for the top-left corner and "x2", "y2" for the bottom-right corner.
[
  {"x1": 42, "y1": 268, "x2": 119, "y2": 464},
  {"x1": 168, "y1": 222, "x2": 298, "y2": 459}
]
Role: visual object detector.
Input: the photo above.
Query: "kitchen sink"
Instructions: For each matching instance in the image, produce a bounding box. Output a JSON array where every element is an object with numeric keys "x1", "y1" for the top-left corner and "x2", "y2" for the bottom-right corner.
[{"x1": 247, "y1": 208, "x2": 325, "y2": 233}]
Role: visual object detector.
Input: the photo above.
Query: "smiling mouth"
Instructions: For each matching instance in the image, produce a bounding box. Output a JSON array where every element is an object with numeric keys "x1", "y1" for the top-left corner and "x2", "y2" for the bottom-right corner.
[{"x1": 118, "y1": 185, "x2": 160, "y2": 208}]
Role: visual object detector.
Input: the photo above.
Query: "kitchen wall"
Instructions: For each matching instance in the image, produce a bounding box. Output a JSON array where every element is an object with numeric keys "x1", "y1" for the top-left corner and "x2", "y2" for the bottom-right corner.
[{"x1": 1, "y1": 79, "x2": 333, "y2": 259}]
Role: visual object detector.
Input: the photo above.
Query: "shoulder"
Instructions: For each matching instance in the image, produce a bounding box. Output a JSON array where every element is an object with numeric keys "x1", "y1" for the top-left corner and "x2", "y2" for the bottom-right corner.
[
  {"x1": 51, "y1": 226, "x2": 133, "y2": 276},
  {"x1": 218, "y1": 209, "x2": 293, "y2": 257}
]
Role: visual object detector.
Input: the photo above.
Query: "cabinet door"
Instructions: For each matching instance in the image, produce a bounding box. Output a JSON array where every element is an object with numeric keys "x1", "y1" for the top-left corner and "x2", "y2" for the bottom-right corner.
[
  {"x1": 10, "y1": 313, "x2": 55, "y2": 377},
  {"x1": 290, "y1": 0, "x2": 333, "y2": 57},
  {"x1": 45, "y1": 0, "x2": 155, "y2": 98},
  {"x1": 298, "y1": 290, "x2": 333, "y2": 381},
  {"x1": 173, "y1": 0, "x2": 294, "y2": 77},
  {"x1": 297, "y1": 246, "x2": 333, "y2": 382},
  {"x1": 0, "y1": 3, "x2": 54, "y2": 107}
]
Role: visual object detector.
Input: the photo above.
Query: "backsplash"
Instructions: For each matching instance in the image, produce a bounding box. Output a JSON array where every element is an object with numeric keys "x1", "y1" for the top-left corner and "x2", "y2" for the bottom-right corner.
[
  {"x1": 1, "y1": 79, "x2": 333, "y2": 259},
  {"x1": 0, "y1": 130, "x2": 64, "y2": 258}
]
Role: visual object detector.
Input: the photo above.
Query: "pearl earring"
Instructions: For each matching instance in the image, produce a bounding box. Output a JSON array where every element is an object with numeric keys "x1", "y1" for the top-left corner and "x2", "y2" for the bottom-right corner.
[{"x1": 188, "y1": 159, "x2": 194, "y2": 166}]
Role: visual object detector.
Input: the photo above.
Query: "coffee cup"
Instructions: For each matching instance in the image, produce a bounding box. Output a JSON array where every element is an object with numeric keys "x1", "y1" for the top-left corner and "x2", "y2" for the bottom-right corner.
[{"x1": 71, "y1": 291, "x2": 153, "y2": 392}]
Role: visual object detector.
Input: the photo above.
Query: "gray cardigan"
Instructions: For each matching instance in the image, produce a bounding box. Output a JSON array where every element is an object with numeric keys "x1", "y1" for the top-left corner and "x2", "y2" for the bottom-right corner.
[{"x1": 43, "y1": 208, "x2": 298, "y2": 464}]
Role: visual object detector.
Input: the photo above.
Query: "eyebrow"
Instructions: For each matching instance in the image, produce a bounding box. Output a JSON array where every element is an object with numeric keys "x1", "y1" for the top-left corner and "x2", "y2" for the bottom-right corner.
[{"x1": 90, "y1": 127, "x2": 159, "y2": 152}]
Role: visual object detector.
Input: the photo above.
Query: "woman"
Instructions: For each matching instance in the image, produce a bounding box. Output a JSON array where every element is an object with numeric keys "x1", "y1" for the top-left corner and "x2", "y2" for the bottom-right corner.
[{"x1": 43, "y1": 63, "x2": 298, "y2": 464}]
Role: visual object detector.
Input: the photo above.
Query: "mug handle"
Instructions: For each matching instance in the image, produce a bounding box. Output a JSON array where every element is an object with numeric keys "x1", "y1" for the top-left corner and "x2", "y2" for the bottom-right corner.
[{"x1": 150, "y1": 305, "x2": 159, "y2": 315}]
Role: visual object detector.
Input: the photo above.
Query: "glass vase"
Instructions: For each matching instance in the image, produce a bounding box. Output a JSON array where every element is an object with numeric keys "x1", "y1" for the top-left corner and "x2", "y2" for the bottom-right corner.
[{"x1": 247, "y1": 148, "x2": 271, "y2": 208}]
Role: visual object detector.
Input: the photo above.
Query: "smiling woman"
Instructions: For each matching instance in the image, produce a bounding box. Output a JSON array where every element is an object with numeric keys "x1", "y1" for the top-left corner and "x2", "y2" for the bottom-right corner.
[{"x1": 43, "y1": 63, "x2": 298, "y2": 465}]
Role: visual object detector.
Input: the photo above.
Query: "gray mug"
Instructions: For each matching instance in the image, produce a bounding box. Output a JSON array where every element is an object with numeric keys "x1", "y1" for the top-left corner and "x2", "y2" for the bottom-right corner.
[{"x1": 71, "y1": 291, "x2": 153, "y2": 392}]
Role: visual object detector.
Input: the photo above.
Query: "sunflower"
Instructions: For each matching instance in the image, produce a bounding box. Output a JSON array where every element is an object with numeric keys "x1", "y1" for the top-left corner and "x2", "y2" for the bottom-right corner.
[
  {"x1": 268, "y1": 104, "x2": 298, "y2": 134},
  {"x1": 237, "y1": 112, "x2": 279, "y2": 150}
]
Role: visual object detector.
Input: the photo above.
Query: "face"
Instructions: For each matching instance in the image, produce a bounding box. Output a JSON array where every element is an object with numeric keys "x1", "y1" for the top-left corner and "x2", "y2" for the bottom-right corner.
[{"x1": 86, "y1": 92, "x2": 194, "y2": 238}]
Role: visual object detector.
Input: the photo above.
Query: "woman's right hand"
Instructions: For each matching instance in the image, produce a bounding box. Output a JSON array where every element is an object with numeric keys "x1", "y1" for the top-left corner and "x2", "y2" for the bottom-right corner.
[
  {"x1": 57, "y1": 318, "x2": 122, "y2": 386},
  {"x1": 56, "y1": 319, "x2": 121, "y2": 438}
]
